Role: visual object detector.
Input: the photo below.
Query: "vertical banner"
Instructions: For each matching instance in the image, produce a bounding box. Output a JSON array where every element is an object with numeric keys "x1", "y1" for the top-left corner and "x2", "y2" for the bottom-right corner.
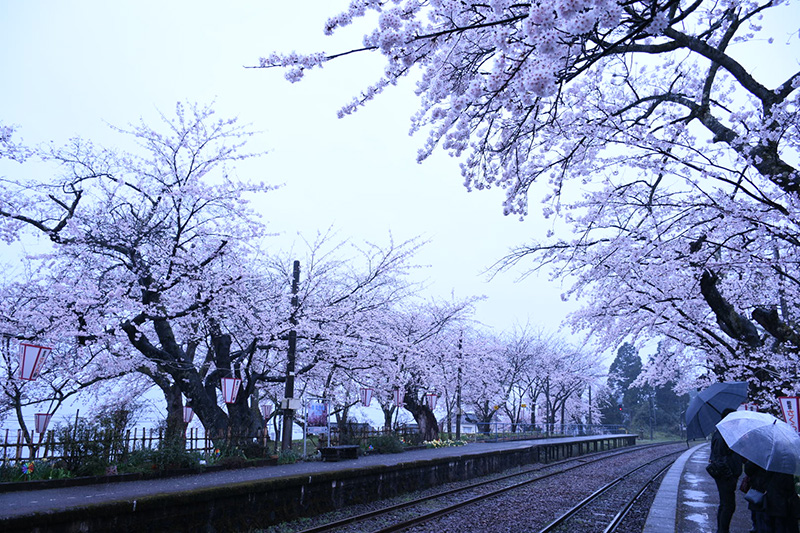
[
  {"x1": 307, "y1": 399, "x2": 329, "y2": 432},
  {"x1": 34, "y1": 413, "x2": 52, "y2": 434},
  {"x1": 18, "y1": 343, "x2": 52, "y2": 381},
  {"x1": 393, "y1": 388, "x2": 404, "y2": 408},
  {"x1": 221, "y1": 377, "x2": 242, "y2": 404},
  {"x1": 778, "y1": 396, "x2": 799, "y2": 432},
  {"x1": 425, "y1": 392, "x2": 438, "y2": 410},
  {"x1": 360, "y1": 387, "x2": 374, "y2": 407}
]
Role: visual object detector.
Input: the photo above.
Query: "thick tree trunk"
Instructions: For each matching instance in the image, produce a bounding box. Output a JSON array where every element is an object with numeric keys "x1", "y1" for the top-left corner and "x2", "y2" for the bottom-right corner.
[
  {"x1": 382, "y1": 406, "x2": 394, "y2": 432},
  {"x1": 163, "y1": 382, "x2": 185, "y2": 447},
  {"x1": 403, "y1": 387, "x2": 439, "y2": 441}
]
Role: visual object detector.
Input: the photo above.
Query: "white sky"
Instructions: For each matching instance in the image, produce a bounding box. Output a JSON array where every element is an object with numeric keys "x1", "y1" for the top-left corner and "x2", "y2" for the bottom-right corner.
[{"x1": 0, "y1": 1, "x2": 579, "y2": 337}]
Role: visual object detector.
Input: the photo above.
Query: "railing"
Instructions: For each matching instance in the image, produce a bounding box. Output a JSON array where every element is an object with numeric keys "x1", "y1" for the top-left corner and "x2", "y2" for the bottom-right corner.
[
  {"x1": 0, "y1": 423, "x2": 626, "y2": 466},
  {"x1": 0, "y1": 426, "x2": 275, "y2": 465},
  {"x1": 464, "y1": 422, "x2": 627, "y2": 442}
]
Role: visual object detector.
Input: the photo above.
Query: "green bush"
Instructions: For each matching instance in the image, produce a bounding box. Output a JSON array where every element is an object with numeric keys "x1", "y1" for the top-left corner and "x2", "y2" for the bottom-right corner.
[
  {"x1": 55, "y1": 419, "x2": 109, "y2": 476},
  {"x1": 365, "y1": 435, "x2": 405, "y2": 454},
  {"x1": 277, "y1": 449, "x2": 301, "y2": 464},
  {"x1": 240, "y1": 441, "x2": 270, "y2": 459},
  {"x1": 120, "y1": 444, "x2": 203, "y2": 473}
]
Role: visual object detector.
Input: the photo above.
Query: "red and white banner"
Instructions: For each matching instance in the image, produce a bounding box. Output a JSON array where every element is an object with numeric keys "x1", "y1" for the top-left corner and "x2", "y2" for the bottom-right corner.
[
  {"x1": 221, "y1": 377, "x2": 242, "y2": 404},
  {"x1": 425, "y1": 392, "x2": 438, "y2": 411},
  {"x1": 18, "y1": 343, "x2": 51, "y2": 381},
  {"x1": 778, "y1": 396, "x2": 799, "y2": 432},
  {"x1": 360, "y1": 387, "x2": 374, "y2": 407},
  {"x1": 34, "y1": 413, "x2": 52, "y2": 434},
  {"x1": 393, "y1": 388, "x2": 404, "y2": 408}
]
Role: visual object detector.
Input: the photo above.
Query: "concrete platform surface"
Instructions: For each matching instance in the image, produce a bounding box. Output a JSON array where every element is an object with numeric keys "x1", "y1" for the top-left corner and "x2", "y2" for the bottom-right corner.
[
  {"x1": 0, "y1": 434, "x2": 618, "y2": 520},
  {"x1": 644, "y1": 442, "x2": 754, "y2": 533}
]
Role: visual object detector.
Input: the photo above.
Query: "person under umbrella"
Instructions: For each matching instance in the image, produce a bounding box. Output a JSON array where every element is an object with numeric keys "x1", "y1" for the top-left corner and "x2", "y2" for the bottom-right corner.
[
  {"x1": 708, "y1": 408, "x2": 744, "y2": 533},
  {"x1": 686, "y1": 381, "x2": 750, "y2": 441},
  {"x1": 716, "y1": 410, "x2": 800, "y2": 533},
  {"x1": 743, "y1": 461, "x2": 798, "y2": 533}
]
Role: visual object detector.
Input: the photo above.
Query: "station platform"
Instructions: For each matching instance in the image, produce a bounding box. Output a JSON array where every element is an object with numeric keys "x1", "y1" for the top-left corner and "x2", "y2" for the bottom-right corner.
[
  {"x1": 644, "y1": 442, "x2": 754, "y2": 533},
  {"x1": 0, "y1": 434, "x2": 634, "y2": 531}
]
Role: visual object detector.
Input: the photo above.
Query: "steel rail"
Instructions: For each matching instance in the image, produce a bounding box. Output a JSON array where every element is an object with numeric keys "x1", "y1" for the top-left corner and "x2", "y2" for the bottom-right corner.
[
  {"x1": 536, "y1": 451, "x2": 681, "y2": 533},
  {"x1": 291, "y1": 441, "x2": 677, "y2": 533},
  {"x1": 292, "y1": 441, "x2": 677, "y2": 533},
  {"x1": 602, "y1": 462, "x2": 672, "y2": 533}
]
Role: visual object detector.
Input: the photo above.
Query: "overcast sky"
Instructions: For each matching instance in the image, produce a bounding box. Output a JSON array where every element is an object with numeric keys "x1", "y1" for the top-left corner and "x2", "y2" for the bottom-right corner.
[{"x1": 0, "y1": 1, "x2": 582, "y2": 340}]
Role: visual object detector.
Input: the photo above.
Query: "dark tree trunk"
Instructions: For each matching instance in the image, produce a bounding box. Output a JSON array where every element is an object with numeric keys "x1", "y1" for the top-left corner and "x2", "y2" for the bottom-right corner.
[
  {"x1": 163, "y1": 382, "x2": 185, "y2": 447},
  {"x1": 403, "y1": 386, "x2": 439, "y2": 441}
]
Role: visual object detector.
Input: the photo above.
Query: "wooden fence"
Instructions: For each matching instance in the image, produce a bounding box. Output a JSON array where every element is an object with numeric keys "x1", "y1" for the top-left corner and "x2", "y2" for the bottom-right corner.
[
  {"x1": 1, "y1": 423, "x2": 624, "y2": 466},
  {"x1": 0, "y1": 424, "x2": 423, "y2": 465},
  {"x1": 0, "y1": 426, "x2": 277, "y2": 465}
]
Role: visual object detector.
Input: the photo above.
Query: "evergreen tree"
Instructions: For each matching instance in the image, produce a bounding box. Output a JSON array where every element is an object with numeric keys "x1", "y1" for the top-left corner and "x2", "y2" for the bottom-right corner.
[{"x1": 601, "y1": 343, "x2": 643, "y2": 425}]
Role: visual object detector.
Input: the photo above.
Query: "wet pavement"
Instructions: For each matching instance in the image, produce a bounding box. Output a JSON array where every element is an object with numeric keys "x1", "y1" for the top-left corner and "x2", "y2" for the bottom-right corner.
[{"x1": 645, "y1": 442, "x2": 754, "y2": 533}]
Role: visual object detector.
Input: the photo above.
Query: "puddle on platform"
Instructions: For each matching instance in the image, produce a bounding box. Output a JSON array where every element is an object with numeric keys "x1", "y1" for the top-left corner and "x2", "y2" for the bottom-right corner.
[{"x1": 685, "y1": 512, "x2": 711, "y2": 527}]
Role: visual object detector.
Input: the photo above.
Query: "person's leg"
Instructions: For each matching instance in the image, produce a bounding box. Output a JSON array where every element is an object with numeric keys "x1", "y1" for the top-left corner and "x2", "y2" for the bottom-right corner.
[{"x1": 715, "y1": 477, "x2": 736, "y2": 533}]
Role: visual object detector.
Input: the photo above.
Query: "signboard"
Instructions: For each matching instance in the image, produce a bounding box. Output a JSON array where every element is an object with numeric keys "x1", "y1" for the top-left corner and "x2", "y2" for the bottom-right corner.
[
  {"x1": 307, "y1": 399, "x2": 329, "y2": 431},
  {"x1": 778, "y1": 396, "x2": 799, "y2": 432}
]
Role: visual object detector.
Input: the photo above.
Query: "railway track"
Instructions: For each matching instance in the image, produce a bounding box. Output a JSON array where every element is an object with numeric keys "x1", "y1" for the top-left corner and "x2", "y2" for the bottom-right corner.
[
  {"x1": 263, "y1": 441, "x2": 683, "y2": 533},
  {"x1": 537, "y1": 453, "x2": 675, "y2": 533}
]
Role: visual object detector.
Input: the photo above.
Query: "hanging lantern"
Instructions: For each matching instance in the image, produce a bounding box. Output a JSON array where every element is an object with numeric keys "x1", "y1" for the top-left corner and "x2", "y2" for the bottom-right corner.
[
  {"x1": 261, "y1": 404, "x2": 272, "y2": 421},
  {"x1": 425, "y1": 392, "x2": 438, "y2": 411},
  {"x1": 183, "y1": 406, "x2": 194, "y2": 424},
  {"x1": 360, "y1": 387, "x2": 374, "y2": 407},
  {"x1": 18, "y1": 343, "x2": 52, "y2": 381},
  {"x1": 34, "y1": 413, "x2": 52, "y2": 434},
  {"x1": 393, "y1": 388, "x2": 404, "y2": 408},
  {"x1": 221, "y1": 377, "x2": 242, "y2": 404}
]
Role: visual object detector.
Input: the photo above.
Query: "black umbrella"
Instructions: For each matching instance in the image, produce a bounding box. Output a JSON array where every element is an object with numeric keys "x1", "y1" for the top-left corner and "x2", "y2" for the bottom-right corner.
[{"x1": 685, "y1": 381, "x2": 749, "y2": 440}]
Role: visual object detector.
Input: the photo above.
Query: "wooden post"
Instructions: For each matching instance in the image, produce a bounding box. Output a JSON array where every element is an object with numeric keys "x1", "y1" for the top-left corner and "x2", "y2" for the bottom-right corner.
[{"x1": 281, "y1": 260, "x2": 301, "y2": 452}]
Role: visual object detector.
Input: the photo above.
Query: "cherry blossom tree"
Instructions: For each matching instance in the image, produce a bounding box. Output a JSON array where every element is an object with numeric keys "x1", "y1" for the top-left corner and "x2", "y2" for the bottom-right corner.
[
  {"x1": 499, "y1": 325, "x2": 603, "y2": 429},
  {"x1": 0, "y1": 103, "x2": 281, "y2": 443},
  {"x1": 363, "y1": 297, "x2": 477, "y2": 440},
  {"x1": 451, "y1": 328, "x2": 508, "y2": 433},
  {"x1": 262, "y1": 0, "x2": 800, "y2": 400},
  {"x1": 1, "y1": 104, "x2": 437, "y2": 446},
  {"x1": 0, "y1": 266, "x2": 139, "y2": 451}
]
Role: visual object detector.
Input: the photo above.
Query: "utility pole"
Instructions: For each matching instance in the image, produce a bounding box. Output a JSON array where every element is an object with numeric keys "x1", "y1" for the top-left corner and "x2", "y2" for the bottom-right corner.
[
  {"x1": 281, "y1": 260, "x2": 300, "y2": 452},
  {"x1": 455, "y1": 334, "x2": 463, "y2": 441},
  {"x1": 545, "y1": 375, "x2": 551, "y2": 436}
]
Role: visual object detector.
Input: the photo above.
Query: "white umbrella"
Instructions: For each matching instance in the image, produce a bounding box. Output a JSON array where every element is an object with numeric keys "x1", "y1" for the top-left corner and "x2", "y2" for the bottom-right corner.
[{"x1": 715, "y1": 410, "x2": 800, "y2": 475}]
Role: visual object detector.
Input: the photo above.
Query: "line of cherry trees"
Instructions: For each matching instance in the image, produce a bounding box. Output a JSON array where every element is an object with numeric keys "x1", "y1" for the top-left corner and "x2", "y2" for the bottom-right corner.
[
  {"x1": 261, "y1": 0, "x2": 800, "y2": 406},
  {"x1": 0, "y1": 104, "x2": 603, "y2": 449}
]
